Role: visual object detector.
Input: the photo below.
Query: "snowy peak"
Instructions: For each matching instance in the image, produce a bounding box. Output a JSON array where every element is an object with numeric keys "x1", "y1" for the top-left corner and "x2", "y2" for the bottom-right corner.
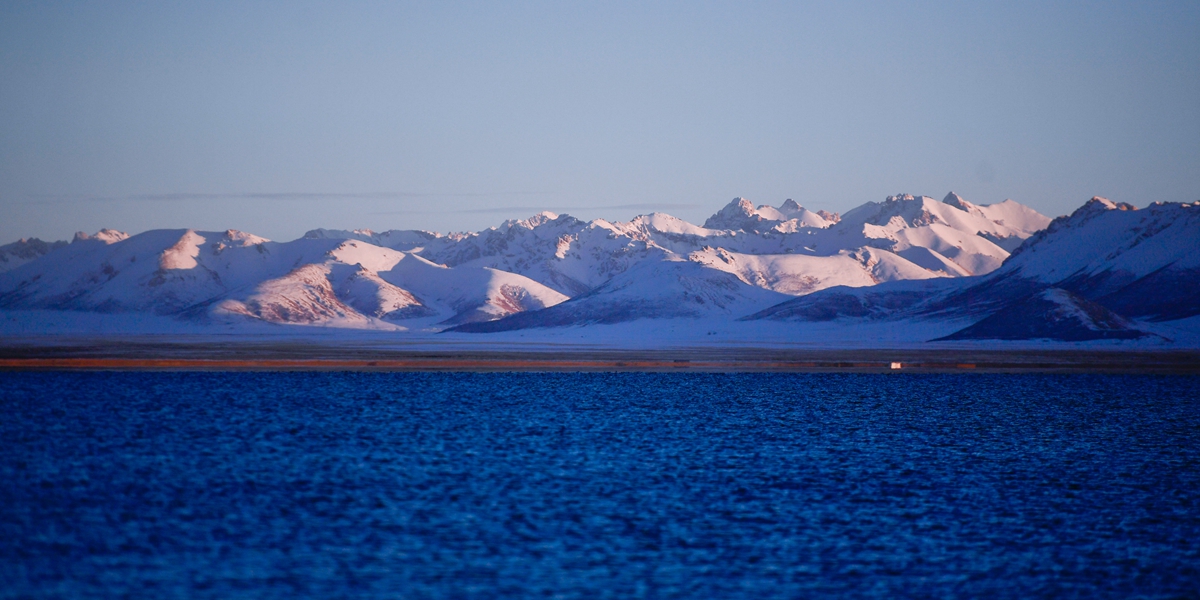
[
  {"x1": 2, "y1": 191, "x2": 1084, "y2": 335},
  {"x1": 377, "y1": 254, "x2": 569, "y2": 326},
  {"x1": 302, "y1": 228, "x2": 443, "y2": 252},
  {"x1": 72, "y1": 229, "x2": 129, "y2": 244},
  {"x1": 500, "y1": 211, "x2": 565, "y2": 231},
  {"x1": 1008, "y1": 197, "x2": 1188, "y2": 275},
  {"x1": 703, "y1": 197, "x2": 831, "y2": 232},
  {"x1": 625, "y1": 212, "x2": 715, "y2": 237},
  {"x1": 303, "y1": 228, "x2": 381, "y2": 244},
  {"x1": 284, "y1": 193, "x2": 1047, "y2": 309},
  {"x1": 1041, "y1": 196, "x2": 1138, "y2": 229},
  {"x1": 214, "y1": 263, "x2": 368, "y2": 326},
  {"x1": 839, "y1": 192, "x2": 1050, "y2": 261},
  {"x1": 840, "y1": 194, "x2": 957, "y2": 230},
  {"x1": 779, "y1": 198, "x2": 803, "y2": 214},
  {"x1": 159, "y1": 230, "x2": 206, "y2": 270},
  {"x1": 210, "y1": 230, "x2": 271, "y2": 255},
  {"x1": 220, "y1": 230, "x2": 270, "y2": 246},
  {"x1": 996, "y1": 199, "x2": 1200, "y2": 320},
  {"x1": 975, "y1": 200, "x2": 1052, "y2": 237},
  {"x1": 326, "y1": 239, "x2": 407, "y2": 272},
  {"x1": 1086, "y1": 196, "x2": 1137, "y2": 212},
  {"x1": 0, "y1": 226, "x2": 568, "y2": 330},
  {"x1": 0, "y1": 238, "x2": 68, "y2": 273},
  {"x1": 836, "y1": 195, "x2": 1007, "y2": 274},
  {"x1": 942, "y1": 191, "x2": 981, "y2": 215},
  {"x1": 688, "y1": 246, "x2": 939, "y2": 296},
  {"x1": 1083, "y1": 196, "x2": 1138, "y2": 219},
  {"x1": 448, "y1": 252, "x2": 793, "y2": 333},
  {"x1": 332, "y1": 264, "x2": 436, "y2": 321},
  {"x1": 816, "y1": 210, "x2": 841, "y2": 224},
  {"x1": 743, "y1": 195, "x2": 1198, "y2": 339},
  {"x1": 704, "y1": 197, "x2": 758, "y2": 225}
]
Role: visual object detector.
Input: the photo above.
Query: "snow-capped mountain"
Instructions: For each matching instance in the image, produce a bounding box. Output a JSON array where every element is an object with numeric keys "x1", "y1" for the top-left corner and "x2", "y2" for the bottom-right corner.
[
  {"x1": 299, "y1": 193, "x2": 1048, "y2": 301},
  {"x1": 703, "y1": 198, "x2": 833, "y2": 232},
  {"x1": 826, "y1": 193, "x2": 1050, "y2": 274},
  {"x1": 443, "y1": 193, "x2": 1054, "y2": 330},
  {"x1": 0, "y1": 238, "x2": 68, "y2": 273},
  {"x1": 988, "y1": 197, "x2": 1200, "y2": 320},
  {"x1": 19, "y1": 191, "x2": 1192, "y2": 345},
  {"x1": 0, "y1": 229, "x2": 564, "y2": 329},
  {"x1": 450, "y1": 248, "x2": 794, "y2": 333},
  {"x1": 747, "y1": 197, "x2": 1200, "y2": 341}
]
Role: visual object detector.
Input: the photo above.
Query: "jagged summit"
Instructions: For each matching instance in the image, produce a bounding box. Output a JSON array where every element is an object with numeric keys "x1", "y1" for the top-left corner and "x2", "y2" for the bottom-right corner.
[
  {"x1": 942, "y1": 191, "x2": 976, "y2": 212},
  {"x1": 0, "y1": 238, "x2": 69, "y2": 274},
  {"x1": 1087, "y1": 196, "x2": 1137, "y2": 211},
  {"x1": 220, "y1": 230, "x2": 271, "y2": 246},
  {"x1": 704, "y1": 198, "x2": 757, "y2": 224},
  {"x1": 994, "y1": 198, "x2": 1199, "y2": 320},
  {"x1": 703, "y1": 197, "x2": 832, "y2": 232},
  {"x1": 745, "y1": 197, "x2": 1199, "y2": 342},
  {"x1": 499, "y1": 211, "x2": 565, "y2": 230},
  {"x1": 816, "y1": 210, "x2": 840, "y2": 223},
  {"x1": 25, "y1": 193, "x2": 1197, "y2": 346},
  {"x1": 72, "y1": 229, "x2": 129, "y2": 244}
]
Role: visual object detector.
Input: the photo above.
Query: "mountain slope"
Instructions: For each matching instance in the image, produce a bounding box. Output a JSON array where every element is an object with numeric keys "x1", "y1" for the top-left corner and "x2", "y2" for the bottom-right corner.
[
  {"x1": 703, "y1": 198, "x2": 832, "y2": 232},
  {"x1": 449, "y1": 251, "x2": 791, "y2": 332},
  {"x1": 819, "y1": 193, "x2": 1037, "y2": 274},
  {"x1": 936, "y1": 288, "x2": 1151, "y2": 342},
  {"x1": 930, "y1": 197, "x2": 1200, "y2": 321},
  {"x1": 0, "y1": 238, "x2": 68, "y2": 273},
  {"x1": 0, "y1": 229, "x2": 276, "y2": 315},
  {"x1": 746, "y1": 197, "x2": 1198, "y2": 341},
  {"x1": 743, "y1": 278, "x2": 963, "y2": 322},
  {"x1": 1, "y1": 192, "x2": 1062, "y2": 336},
  {"x1": 296, "y1": 193, "x2": 1047, "y2": 301},
  {"x1": 0, "y1": 230, "x2": 565, "y2": 328}
]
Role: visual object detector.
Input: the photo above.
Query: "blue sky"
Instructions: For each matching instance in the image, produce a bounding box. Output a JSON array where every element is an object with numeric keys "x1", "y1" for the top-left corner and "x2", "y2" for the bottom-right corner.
[{"x1": 2, "y1": 1, "x2": 1197, "y2": 242}]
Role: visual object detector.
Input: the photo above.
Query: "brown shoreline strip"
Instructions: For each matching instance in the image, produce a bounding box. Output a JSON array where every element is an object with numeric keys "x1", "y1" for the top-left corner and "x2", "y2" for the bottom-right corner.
[{"x1": 1, "y1": 357, "x2": 1197, "y2": 373}]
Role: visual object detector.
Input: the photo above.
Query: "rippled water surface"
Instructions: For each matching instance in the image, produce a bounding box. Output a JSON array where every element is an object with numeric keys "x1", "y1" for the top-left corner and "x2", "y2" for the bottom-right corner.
[{"x1": 2, "y1": 372, "x2": 1198, "y2": 598}]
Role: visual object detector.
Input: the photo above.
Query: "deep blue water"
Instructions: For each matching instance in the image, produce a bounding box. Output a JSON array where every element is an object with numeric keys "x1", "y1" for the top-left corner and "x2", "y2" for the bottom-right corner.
[{"x1": 1, "y1": 372, "x2": 1198, "y2": 598}]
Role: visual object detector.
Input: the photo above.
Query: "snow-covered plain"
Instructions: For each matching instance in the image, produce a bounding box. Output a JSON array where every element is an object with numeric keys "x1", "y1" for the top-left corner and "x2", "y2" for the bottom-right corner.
[{"x1": 2, "y1": 193, "x2": 1197, "y2": 348}]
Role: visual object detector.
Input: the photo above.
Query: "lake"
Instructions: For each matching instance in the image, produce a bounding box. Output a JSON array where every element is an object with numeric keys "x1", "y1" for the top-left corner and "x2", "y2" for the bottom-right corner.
[{"x1": 2, "y1": 372, "x2": 1198, "y2": 598}]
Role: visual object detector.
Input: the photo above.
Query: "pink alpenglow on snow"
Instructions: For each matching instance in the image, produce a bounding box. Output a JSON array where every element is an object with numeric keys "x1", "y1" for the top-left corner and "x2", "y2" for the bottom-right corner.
[{"x1": 2, "y1": 194, "x2": 1197, "y2": 347}]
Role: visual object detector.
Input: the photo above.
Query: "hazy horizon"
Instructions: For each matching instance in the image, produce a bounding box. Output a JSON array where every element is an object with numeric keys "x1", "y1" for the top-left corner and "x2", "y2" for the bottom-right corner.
[{"x1": 3, "y1": 1, "x2": 1198, "y2": 243}]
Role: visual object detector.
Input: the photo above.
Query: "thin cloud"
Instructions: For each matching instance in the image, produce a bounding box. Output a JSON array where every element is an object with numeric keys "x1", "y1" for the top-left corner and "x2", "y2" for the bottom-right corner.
[
  {"x1": 370, "y1": 202, "x2": 703, "y2": 216},
  {"x1": 597, "y1": 203, "x2": 702, "y2": 211},
  {"x1": 23, "y1": 191, "x2": 554, "y2": 204},
  {"x1": 369, "y1": 206, "x2": 558, "y2": 216},
  {"x1": 462, "y1": 206, "x2": 556, "y2": 214},
  {"x1": 21, "y1": 193, "x2": 704, "y2": 218}
]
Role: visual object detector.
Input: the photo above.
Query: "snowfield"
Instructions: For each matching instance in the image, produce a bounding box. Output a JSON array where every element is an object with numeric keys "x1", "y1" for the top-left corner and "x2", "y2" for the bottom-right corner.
[{"x1": 2, "y1": 193, "x2": 1197, "y2": 347}]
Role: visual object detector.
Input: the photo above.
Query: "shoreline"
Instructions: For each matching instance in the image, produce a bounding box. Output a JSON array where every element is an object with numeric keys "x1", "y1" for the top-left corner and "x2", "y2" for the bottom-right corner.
[{"x1": 2, "y1": 342, "x2": 1197, "y2": 373}]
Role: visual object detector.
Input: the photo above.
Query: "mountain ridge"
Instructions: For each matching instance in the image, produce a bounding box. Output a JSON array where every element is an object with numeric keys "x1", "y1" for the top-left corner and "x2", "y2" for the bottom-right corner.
[
  {"x1": 744, "y1": 197, "x2": 1199, "y2": 341},
  {"x1": 4, "y1": 193, "x2": 1194, "y2": 345}
]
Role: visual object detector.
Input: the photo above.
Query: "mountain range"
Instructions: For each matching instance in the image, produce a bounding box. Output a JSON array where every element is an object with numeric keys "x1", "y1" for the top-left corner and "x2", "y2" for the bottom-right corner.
[{"x1": 2, "y1": 193, "x2": 1196, "y2": 346}]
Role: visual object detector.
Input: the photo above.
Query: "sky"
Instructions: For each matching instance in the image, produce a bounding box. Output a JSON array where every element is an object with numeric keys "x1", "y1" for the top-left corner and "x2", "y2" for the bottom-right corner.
[{"x1": 1, "y1": 1, "x2": 1198, "y2": 243}]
